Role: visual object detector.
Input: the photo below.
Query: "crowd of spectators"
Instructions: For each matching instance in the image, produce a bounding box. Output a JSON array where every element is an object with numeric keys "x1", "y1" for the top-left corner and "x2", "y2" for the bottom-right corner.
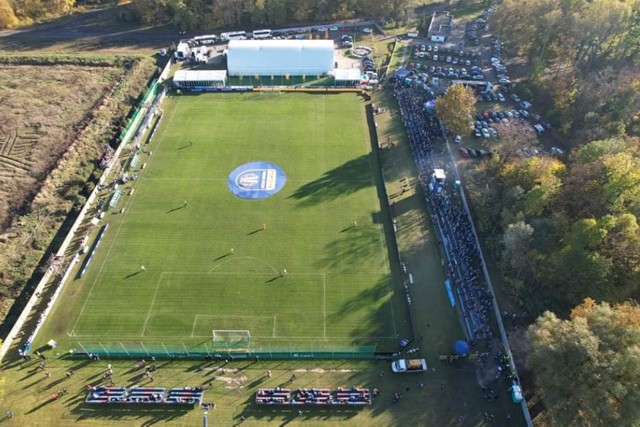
[
  {"x1": 393, "y1": 81, "x2": 494, "y2": 341},
  {"x1": 86, "y1": 386, "x2": 203, "y2": 405},
  {"x1": 256, "y1": 387, "x2": 371, "y2": 406}
]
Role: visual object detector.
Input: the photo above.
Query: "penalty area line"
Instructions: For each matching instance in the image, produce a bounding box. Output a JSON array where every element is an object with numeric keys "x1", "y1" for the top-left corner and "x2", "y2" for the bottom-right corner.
[{"x1": 140, "y1": 272, "x2": 164, "y2": 337}]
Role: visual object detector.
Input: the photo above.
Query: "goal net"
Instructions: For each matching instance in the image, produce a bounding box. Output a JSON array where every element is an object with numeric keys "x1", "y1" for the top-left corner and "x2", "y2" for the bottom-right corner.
[{"x1": 212, "y1": 330, "x2": 251, "y2": 348}]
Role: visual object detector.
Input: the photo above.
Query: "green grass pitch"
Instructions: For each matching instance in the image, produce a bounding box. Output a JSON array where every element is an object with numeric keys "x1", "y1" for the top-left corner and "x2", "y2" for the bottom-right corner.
[{"x1": 37, "y1": 92, "x2": 410, "y2": 353}]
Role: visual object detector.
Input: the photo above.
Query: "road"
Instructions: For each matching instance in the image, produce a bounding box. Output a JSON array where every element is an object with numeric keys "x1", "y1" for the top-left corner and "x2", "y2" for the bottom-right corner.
[{"x1": 0, "y1": 6, "x2": 177, "y2": 53}]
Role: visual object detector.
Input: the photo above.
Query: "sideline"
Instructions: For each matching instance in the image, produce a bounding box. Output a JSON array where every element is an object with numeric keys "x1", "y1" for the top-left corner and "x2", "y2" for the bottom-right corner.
[{"x1": 0, "y1": 61, "x2": 172, "y2": 364}]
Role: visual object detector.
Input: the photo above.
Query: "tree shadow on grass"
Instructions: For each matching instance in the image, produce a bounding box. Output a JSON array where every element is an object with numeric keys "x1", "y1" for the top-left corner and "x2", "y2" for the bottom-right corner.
[
  {"x1": 288, "y1": 154, "x2": 374, "y2": 207},
  {"x1": 315, "y1": 225, "x2": 385, "y2": 272}
]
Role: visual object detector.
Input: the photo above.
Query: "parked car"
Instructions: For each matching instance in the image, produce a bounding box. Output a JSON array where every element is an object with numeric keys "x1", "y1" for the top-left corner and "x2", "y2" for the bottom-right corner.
[
  {"x1": 362, "y1": 27, "x2": 373, "y2": 33},
  {"x1": 496, "y1": 93, "x2": 505, "y2": 102},
  {"x1": 454, "y1": 135, "x2": 462, "y2": 144},
  {"x1": 482, "y1": 128, "x2": 491, "y2": 138}
]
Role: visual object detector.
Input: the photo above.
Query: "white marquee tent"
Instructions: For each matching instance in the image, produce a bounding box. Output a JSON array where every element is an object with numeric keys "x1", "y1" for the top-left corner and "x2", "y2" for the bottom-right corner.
[{"x1": 227, "y1": 40, "x2": 334, "y2": 77}]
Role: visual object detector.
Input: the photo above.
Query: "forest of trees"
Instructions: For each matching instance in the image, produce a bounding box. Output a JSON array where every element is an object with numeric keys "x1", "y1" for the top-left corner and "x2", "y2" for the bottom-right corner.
[
  {"x1": 491, "y1": 0, "x2": 640, "y2": 143},
  {"x1": 468, "y1": 0, "x2": 640, "y2": 316},
  {"x1": 0, "y1": 0, "x2": 75, "y2": 28},
  {"x1": 472, "y1": 2, "x2": 640, "y2": 423},
  {"x1": 0, "y1": 0, "x2": 412, "y2": 30},
  {"x1": 527, "y1": 298, "x2": 640, "y2": 426},
  {"x1": 130, "y1": 0, "x2": 411, "y2": 32}
]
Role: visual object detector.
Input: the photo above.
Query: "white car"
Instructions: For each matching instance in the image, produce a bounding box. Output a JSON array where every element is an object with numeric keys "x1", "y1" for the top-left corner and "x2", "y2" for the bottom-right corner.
[
  {"x1": 363, "y1": 27, "x2": 373, "y2": 34},
  {"x1": 496, "y1": 93, "x2": 505, "y2": 102},
  {"x1": 482, "y1": 128, "x2": 491, "y2": 139},
  {"x1": 317, "y1": 27, "x2": 327, "y2": 32},
  {"x1": 454, "y1": 135, "x2": 462, "y2": 144},
  {"x1": 329, "y1": 26, "x2": 338, "y2": 31}
]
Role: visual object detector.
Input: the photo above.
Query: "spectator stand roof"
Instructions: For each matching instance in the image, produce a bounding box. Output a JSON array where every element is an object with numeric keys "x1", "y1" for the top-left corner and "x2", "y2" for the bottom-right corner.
[
  {"x1": 173, "y1": 70, "x2": 227, "y2": 84},
  {"x1": 333, "y1": 68, "x2": 362, "y2": 82}
]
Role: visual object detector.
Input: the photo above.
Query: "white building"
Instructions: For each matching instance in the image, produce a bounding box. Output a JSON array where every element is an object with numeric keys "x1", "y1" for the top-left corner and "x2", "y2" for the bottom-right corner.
[
  {"x1": 333, "y1": 68, "x2": 362, "y2": 87},
  {"x1": 227, "y1": 40, "x2": 334, "y2": 76},
  {"x1": 173, "y1": 70, "x2": 227, "y2": 89}
]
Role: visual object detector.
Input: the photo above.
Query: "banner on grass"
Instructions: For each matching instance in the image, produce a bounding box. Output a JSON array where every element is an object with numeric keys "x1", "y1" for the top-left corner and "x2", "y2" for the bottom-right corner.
[{"x1": 228, "y1": 161, "x2": 286, "y2": 200}]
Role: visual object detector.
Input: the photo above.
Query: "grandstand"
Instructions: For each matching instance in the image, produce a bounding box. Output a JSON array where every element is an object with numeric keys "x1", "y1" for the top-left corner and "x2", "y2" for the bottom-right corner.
[{"x1": 173, "y1": 70, "x2": 227, "y2": 89}]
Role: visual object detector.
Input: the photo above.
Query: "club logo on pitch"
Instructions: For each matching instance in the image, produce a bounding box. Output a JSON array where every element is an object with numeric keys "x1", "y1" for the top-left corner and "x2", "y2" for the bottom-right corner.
[
  {"x1": 236, "y1": 169, "x2": 277, "y2": 191},
  {"x1": 228, "y1": 162, "x2": 286, "y2": 200}
]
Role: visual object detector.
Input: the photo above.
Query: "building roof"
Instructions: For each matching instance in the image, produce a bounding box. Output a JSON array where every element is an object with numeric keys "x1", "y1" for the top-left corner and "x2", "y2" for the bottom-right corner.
[
  {"x1": 333, "y1": 68, "x2": 362, "y2": 81},
  {"x1": 174, "y1": 70, "x2": 227, "y2": 82},
  {"x1": 228, "y1": 39, "x2": 334, "y2": 51},
  {"x1": 433, "y1": 169, "x2": 446, "y2": 179}
]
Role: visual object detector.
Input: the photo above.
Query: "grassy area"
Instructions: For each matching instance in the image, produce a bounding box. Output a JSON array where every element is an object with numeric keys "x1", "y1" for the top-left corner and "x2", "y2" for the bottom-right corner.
[
  {"x1": 35, "y1": 93, "x2": 409, "y2": 354},
  {"x1": 0, "y1": 89, "x2": 525, "y2": 427}
]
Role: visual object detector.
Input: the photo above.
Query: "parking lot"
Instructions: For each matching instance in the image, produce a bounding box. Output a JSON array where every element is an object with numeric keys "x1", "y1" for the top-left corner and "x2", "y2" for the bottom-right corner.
[{"x1": 398, "y1": 7, "x2": 560, "y2": 157}]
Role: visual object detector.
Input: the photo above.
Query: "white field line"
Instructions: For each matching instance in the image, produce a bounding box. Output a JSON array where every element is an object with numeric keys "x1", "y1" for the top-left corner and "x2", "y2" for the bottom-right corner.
[
  {"x1": 141, "y1": 272, "x2": 165, "y2": 337},
  {"x1": 323, "y1": 273, "x2": 327, "y2": 338},
  {"x1": 70, "y1": 114, "x2": 169, "y2": 336},
  {"x1": 273, "y1": 316, "x2": 277, "y2": 338},
  {"x1": 190, "y1": 314, "x2": 275, "y2": 338}
]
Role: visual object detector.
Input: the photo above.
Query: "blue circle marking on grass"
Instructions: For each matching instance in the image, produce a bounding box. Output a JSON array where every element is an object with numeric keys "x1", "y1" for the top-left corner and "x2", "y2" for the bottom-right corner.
[{"x1": 228, "y1": 161, "x2": 287, "y2": 199}]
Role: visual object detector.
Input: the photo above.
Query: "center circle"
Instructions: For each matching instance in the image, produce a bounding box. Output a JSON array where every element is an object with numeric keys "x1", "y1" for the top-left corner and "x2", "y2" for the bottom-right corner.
[{"x1": 227, "y1": 161, "x2": 287, "y2": 200}]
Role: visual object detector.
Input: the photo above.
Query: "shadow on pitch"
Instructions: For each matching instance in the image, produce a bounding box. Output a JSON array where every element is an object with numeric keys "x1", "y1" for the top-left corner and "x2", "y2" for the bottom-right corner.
[
  {"x1": 213, "y1": 253, "x2": 231, "y2": 262},
  {"x1": 264, "y1": 275, "x2": 283, "y2": 283},
  {"x1": 288, "y1": 154, "x2": 373, "y2": 207},
  {"x1": 166, "y1": 206, "x2": 185, "y2": 214},
  {"x1": 124, "y1": 271, "x2": 143, "y2": 279}
]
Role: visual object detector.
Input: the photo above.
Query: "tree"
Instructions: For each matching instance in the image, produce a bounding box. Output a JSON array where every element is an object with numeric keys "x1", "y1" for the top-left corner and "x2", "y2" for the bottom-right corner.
[
  {"x1": 528, "y1": 299, "x2": 640, "y2": 426},
  {"x1": 502, "y1": 221, "x2": 534, "y2": 276},
  {"x1": 0, "y1": 0, "x2": 18, "y2": 29},
  {"x1": 435, "y1": 84, "x2": 476, "y2": 136},
  {"x1": 490, "y1": 120, "x2": 537, "y2": 165}
]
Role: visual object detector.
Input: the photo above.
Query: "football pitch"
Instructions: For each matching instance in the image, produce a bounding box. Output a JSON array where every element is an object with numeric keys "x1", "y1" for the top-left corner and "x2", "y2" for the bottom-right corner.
[{"x1": 38, "y1": 92, "x2": 410, "y2": 354}]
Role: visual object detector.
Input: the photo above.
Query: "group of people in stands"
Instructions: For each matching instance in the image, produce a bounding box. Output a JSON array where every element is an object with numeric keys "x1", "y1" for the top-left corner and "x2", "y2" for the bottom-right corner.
[{"x1": 393, "y1": 81, "x2": 494, "y2": 341}]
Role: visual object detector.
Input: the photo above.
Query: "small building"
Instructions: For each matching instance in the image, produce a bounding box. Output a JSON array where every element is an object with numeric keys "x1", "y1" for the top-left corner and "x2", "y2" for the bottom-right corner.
[
  {"x1": 333, "y1": 68, "x2": 362, "y2": 87},
  {"x1": 428, "y1": 11, "x2": 453, "y2": 44},
  {"x1": 173, "y1": 70, "x2": 227, "y2": 90}
]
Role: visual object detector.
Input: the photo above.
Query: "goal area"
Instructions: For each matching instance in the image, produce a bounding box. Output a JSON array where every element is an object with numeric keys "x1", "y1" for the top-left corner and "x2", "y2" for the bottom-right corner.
[{"x1": 212, "y1": 330, "x2": 251, "y2": 348}]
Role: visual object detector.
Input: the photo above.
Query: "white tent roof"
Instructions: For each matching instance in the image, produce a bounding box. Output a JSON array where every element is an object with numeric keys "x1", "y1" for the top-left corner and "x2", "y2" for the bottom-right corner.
[
  {"x1": 229, "y1": 39, "x2": 334, "y2": 51},
  {"x1": 433, "y1": 169, "x2": 446, "y2": 179},
  {"x1": 333, "y1": 68, "x2": 362, "y2": 81},
  {"x1": 227, "y1": 40, "x2": 334, "y2": 76},
  {"x1": 174, "y1": 70, "x2": 227, "y2": 82}
]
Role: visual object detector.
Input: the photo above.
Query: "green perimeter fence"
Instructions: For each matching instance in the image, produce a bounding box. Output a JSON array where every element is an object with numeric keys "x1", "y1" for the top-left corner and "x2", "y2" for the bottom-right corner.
[{"x1": 74, "y1": 342, "x2": 377, "y2": 361}]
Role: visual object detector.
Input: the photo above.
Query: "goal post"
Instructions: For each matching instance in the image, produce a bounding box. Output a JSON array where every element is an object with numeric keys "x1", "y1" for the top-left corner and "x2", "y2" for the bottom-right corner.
[{"x1": 212, "y1": 330, "x2": 251, "y2": 348}]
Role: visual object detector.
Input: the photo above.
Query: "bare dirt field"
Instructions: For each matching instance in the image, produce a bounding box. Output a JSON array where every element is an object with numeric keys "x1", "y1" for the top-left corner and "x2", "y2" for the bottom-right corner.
[{"x1": 0, "y1": 65, "x2": 121, "y2": 230}]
